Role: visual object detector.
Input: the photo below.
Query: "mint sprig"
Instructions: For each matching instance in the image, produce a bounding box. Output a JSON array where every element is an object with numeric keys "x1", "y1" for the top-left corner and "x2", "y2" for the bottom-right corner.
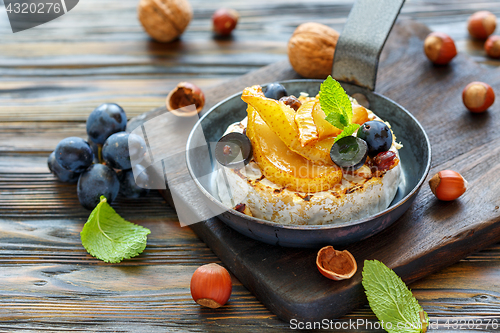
[
  {"x1": 319, "y1": 76, "x2": 360, "y2": 142},
  {"x1": 362, "y1": 260, "x2": 429, "y2": 333},
  {"x1": 81, "y1": 196, "x2": 151, "y2": 263},
  {"x1": 332, "y1": 123, "x2": 360, "y2": 143}
]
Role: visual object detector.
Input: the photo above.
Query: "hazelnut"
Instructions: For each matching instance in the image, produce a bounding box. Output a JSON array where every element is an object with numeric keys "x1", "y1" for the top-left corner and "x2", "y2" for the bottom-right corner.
[
  {"x1": 288, "y1": 22, "x2": 340, "y2": 79},
  {"x1": 316, "y1": 246, "x2": 357, "y2": 281},
  {"x1": 485, "y1": 35, "x2": 500, "y2": 59},
  {"x1": 137, "y1": 0, "x2": 192, "y2": 43},
  {"x1": 190, "y1": 263, "x2": 232, "y2": 308},
  {"x1": 213, "y1": 8, "x2": 239, "y2": 36},
  {"x1": 429, "y1": 170, "x2": 467, "y2": 201},
  {"x1": 423, "y1": 32, "x2": 457, "y2": 65},
  {"x1": 166, "y1": 82, "x2": 205, "y2": 117},
  {"x1": 467, "y1": 11, "x2": 497, "y2": 40},
  {"x1": 462, "y1": 81, "x2": 495, "y2": 113}
]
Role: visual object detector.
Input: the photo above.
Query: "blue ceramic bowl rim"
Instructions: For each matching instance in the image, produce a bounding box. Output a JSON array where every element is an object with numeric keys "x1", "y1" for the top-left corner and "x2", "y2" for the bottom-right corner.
[{"x1": 186, "y1": 79, "x2": 431, "y2": 231}]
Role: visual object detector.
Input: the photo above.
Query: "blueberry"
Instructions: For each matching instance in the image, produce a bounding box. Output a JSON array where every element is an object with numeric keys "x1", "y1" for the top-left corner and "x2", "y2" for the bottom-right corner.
[
  {"x1": 54, "y1": 137, "x2": 94, "y2": 173},
  {"x1": 356, "y1": 121, "x2": 393, "y2": 157},
  {"x1": 102, "y1": 132, "x2": 146, "y2": 170},
  {"x1": 47, "y1": 151, "x2": 81, "y2": 183},
  {"x1": 86, "y1": 103, "x2": 127, "y2": 144},
  {"x1": 77, "y1": 163, "x2": 120, "y2": 210},
  {"x1": 215, "y1": 132, "x2": 252, "y2": 168},
  {"x1": 264, "y1": 83, "x2": 287, "y2": 100},
  {"x1": 119, "y1": 165, "x2": 150, "y2": 198},
  {"x1": 330, "y1": 136, "x2": 368, "y2": 170}
]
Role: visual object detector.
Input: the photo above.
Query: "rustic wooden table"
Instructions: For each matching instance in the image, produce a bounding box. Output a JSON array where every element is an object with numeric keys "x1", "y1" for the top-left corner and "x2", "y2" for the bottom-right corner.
[{"x1": 1, "y1": 0, "x2": 500, "y2": 332}]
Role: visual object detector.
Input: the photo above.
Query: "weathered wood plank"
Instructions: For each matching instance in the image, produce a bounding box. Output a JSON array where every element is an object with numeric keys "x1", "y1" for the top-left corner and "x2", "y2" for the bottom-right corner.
[
  {"x1": 0, "y1": 259, "x2": 498, "y2": 332},
  {"x1": 0, "y1": 0, "x2": 498, "y2": 126},
  {"x1": 0, "y1": 153, "x2": 499, "y2": 328},
  {"x1": 128, "y1": 18, "x2": 500, "y2": 322},
  {"x1": 0, "y1": 78, "x2": 225, "y2": 122}
]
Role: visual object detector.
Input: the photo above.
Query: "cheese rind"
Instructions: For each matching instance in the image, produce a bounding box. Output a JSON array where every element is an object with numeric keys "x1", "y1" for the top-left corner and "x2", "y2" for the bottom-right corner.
[{"x1": 216, "y1": 112, "x2": 401, "y2": 225}]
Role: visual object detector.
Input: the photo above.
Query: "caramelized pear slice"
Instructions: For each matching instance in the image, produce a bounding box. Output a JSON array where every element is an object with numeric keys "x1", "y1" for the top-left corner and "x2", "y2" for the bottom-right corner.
[
  {"x1": 242, "y1": 85, "x2": 332, "y2": 165},
  {"x1": 312, "y1": 101, "x2": 343, "y2": 140},
  {"x1": 352, "y1": 104, "x2": 369, "y2": 125},
  {"x1": 246, "y1": 105, "x2": 342, "y2": 193},
  {"x1": 294, "y1": 100, "x2": 319, "y2": 147},
  {"x1": 312, "y1": 101, "x2": 369, "y2": 140}
]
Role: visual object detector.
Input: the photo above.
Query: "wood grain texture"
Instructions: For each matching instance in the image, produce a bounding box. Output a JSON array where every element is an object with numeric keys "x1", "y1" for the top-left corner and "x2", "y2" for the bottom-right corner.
[
  {"x1": 131, "y1": 18, "x2": 500, "y2": 323},
  {"x1": 1, "y1": 0, "x2": 500, "y2": 331}
]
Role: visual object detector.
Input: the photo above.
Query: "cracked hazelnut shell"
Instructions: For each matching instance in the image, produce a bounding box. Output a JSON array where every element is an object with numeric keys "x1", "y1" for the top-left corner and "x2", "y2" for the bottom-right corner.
[
  {"x1": 138, "y1": 0, "x2": 192, "y2": 43},
  {"x1": 316, "y1": 246, "x2": 357, "y2": 281},
  {"x1": 166, "y1": 82, "x2": 205, "y2": 117}
]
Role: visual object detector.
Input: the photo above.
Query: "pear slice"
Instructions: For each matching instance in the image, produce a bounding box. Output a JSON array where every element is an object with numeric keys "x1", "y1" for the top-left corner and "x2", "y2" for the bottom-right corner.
[
  {"x1": 312, "y1": 100, "x2": 343, "y2": 140},
  {"x1": 242, "y1": 86, "x2": 332, "y2": 165},
  {"x1": 246, "y1": 105, "x2": 342, "y2": 193},
  {"x1": 294, "y1": 100, "x2": 319, "y2": 147}
]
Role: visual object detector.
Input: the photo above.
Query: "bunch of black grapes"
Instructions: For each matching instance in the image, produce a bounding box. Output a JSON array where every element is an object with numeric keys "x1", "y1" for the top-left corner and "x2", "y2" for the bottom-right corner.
[{"x1": 48, "y1": 103, "x2": 150, "y2": 209}]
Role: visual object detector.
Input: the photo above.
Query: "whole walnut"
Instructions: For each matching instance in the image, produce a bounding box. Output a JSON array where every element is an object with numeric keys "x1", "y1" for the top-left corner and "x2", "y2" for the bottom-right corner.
[
  {"x1": 138, "y1": 0, "x2": 193, "y2": 43},
  {"x1": 288, "y1": 23, "x2": 340, "y2": 79}
]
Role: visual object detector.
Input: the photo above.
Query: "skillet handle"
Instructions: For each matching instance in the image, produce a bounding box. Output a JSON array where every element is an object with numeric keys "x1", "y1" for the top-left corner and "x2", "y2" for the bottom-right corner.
[{"x1": 332, "y1": 0, "x2": 405, "y2": 91}]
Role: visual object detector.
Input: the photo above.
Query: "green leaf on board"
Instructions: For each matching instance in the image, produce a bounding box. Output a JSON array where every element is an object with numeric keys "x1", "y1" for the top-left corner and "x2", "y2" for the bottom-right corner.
[
  {"x1": 362, "y1": 260, "x2": 429, "y2": 333},
  {"x1": 81, "y1": 196, "x2": 151, "y2": 263}
]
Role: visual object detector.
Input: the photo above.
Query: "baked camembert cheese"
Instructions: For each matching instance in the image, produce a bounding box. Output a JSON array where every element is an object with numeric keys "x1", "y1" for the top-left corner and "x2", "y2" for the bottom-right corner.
[{"x1": 216, "y1": 81, "x2": 402, "y2": 225}]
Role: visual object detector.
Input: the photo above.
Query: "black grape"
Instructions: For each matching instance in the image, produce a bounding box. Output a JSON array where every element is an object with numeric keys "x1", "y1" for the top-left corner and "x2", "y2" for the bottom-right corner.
[
  {"x1": 119, "y1": 165, "x2": 150, "y2": 198},
  {"x1": 77, "y1": 163, "x2": 120, "y2": 210},
  {"x1": 102, "y1": 132, "x2": 146, "y2": 170},
  {"x1": 88, "y1": 137, "x2": 101, "y2": 163},
  {"x1": 86, "y1": 103, "x2": 127, "y2": 144},
  {"x1": 54, "y1": 137, "x2": 94, "y2": 173},
  {"x1": 128, "y1": 133, "x2": 147, "y2": 165},
  {"x1": 47, "y1": 151, "x2": 81, "y2": 183}
]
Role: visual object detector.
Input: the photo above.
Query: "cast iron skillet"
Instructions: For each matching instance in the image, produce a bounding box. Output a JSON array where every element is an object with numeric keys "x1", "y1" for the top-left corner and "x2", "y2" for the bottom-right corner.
[{"x1": 185, "y1": 0, "x2": 431, "y2": 248}]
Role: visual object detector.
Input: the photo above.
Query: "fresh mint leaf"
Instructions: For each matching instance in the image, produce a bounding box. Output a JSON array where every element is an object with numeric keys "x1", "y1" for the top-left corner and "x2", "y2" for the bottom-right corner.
[
  {"x1": 325, "y1": 111, "x2": 345, "y2": 130},
  {"x1": 340, "y1": 111, "x2": 349, "y2": 128},
  {"x1": 333, "y1": 123, "x2": 360, "y2": 143},
  {"x1": 362, "y1": 260, "x2": 429, "y2": 333},
  {"x1": 81, "y1": 196, "x2": 151, "y2": 263},
  {"x1": 319, "y1": 75, "x2": 353, "y2": 130}
]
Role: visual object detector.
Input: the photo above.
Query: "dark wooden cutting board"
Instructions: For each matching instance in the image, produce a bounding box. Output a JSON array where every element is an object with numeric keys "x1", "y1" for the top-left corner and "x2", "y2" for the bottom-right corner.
[{"x1": 128, "y1": 19, "x2": 500, "y2": 322}]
